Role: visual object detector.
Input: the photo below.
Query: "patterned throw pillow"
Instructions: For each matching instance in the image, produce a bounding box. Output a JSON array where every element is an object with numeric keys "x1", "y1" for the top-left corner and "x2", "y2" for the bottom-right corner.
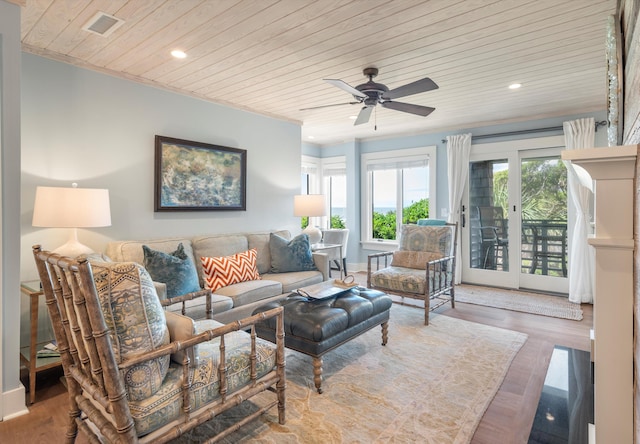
[
  {"x1": 391, "y1": 251, "x2": 443, "y2": 269},
  {"x1": 399, "y1": 224, "x2": 454, "y2": 256},
  {"x1": 142, "y1": 243, "x2": 200, "y2": 298},
  {"x1": 269, "y1": 233, "x2": 317, "y2": 273},
  {"x1": 201, "y1": 248, "x2": 260, "y2": 292},
  {"x1": 91, "y1": 261, "x2": 170, "y2": 401}
]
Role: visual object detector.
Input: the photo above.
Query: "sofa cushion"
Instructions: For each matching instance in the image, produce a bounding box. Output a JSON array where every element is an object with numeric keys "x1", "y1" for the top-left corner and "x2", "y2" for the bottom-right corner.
[
  {"x1": 192, "y1": 235, "x2": 249, "y2": 287},
  {"x1": 143, "y1": 243, "x2": 200, "y2": 298},
  {"x1": 247, "y1": 230, "x2": 290, "y2": 274},
  {"x1": 105, "y1": 238, "x2": 193, "y2": 266},
  {"x1": 269, "y1": 233, "x2": 317, "y2": 273},
  {"x1": 201, "y1": 249, "x2": 260, "y2": 292},
  {"x1": 213, "y1": 279, "x2": 283, "y2": 307},
  {"x1": 91, "y1": 261, "x2": 170, "y2": 401},
  {"x1": 264, "y1": 270, "x2": 323, "y2": 293},
  {"x1": 390, "y1": 250, "x2": 443, "y2": 270},
  {"x1": 165, "y1": 293, "x2": 234, "y2": 320}
]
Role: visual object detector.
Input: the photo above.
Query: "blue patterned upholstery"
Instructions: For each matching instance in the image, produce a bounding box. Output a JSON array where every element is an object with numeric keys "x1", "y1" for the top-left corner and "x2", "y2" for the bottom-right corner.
[
  {"x1": 367, "y1": 223, "x2": 457, "y2": 325},
  {"x1": 92, "y1": 261, "x2": 171, "y2": 401},
  {"x1": 129, "y1": 321, "x2": 277, "y2": 436}
]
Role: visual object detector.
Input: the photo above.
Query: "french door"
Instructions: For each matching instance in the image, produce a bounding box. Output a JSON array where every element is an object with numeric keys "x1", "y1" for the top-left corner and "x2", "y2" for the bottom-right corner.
[{"x1": 461, "y1": 136, "x2": 569, "y2": 294}]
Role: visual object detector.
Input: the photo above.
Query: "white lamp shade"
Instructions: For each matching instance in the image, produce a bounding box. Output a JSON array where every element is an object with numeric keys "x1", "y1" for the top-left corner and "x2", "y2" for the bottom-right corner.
[
  {"x1": 293, "y1": 194, "x2": 326, "y2": 217},
  {"x1": 32, "y1": 186, "x2": 112, "y2": 228}
]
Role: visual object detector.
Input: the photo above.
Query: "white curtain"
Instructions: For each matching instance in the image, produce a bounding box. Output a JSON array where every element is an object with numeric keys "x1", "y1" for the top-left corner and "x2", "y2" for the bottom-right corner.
[
  {"x1": 446, "y1": 133, "x2": 472, "y2": 284},
  {"x1": 563, "y1": 118, "x2": 595, "y2": 304}
]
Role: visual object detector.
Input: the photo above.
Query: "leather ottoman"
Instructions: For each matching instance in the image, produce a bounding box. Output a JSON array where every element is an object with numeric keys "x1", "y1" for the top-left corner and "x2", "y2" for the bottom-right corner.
[{"x1": 253, "y1": 287, "x2": 392, "y2": 393}]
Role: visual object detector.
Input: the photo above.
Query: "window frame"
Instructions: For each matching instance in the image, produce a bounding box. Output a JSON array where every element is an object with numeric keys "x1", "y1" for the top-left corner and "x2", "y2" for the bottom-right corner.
[
  {"x1": 321, "y1": 155, "x2": 347, "y2": 228},
  {"x1": 360, "y1": 146, "x2": 437, "y2": 250}
]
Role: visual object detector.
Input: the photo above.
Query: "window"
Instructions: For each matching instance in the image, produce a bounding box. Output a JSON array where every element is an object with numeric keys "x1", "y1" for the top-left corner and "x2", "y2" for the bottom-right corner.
[
  {"x1": 322, "y1": 156, "x2": 347, "y2": 228},
  {"x1": 301, "y1": 155, "x2": 320, "y2": 194},
  {"x1": 300, "y1": 156, "x2": 321, "y2": 228},
  {"x1": 361, "y1": 146, "x2": 437, "y2": 248}
]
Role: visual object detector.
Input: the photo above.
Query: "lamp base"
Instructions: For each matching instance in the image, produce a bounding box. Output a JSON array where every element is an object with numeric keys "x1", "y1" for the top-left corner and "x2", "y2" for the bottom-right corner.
[
  {"x1": 302, "y1": 226, "x2": 322, "y2": 244},
  {"x1": 53, "y1": 240, "x2": 94, "y2": 258},
  {"x1": 52, "y1": 228, "x2": 95, "y2": 258}
]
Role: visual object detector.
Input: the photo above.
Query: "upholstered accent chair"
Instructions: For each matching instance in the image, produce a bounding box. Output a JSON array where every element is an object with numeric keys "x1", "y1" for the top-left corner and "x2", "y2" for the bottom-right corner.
[
  {"x1": 32, "y1": 246, "x2": 286, "y2": 443},
  {"x1": 321, "y1": 228, "x2": 349, "y2": 276},
  {"x1": 367, "y1": 223, "x2": 457, "y2": 325}
]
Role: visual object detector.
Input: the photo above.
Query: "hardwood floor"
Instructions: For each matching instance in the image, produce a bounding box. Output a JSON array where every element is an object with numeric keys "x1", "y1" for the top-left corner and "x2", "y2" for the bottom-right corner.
[{"x1": 0, "y1": 295, "x2": 592, "y2": 444}]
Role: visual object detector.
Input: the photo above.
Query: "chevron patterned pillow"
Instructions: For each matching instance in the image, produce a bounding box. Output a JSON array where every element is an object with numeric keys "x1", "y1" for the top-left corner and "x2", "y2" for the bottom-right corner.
[{"x1": 201, "y1": 248, "x2": 261, "y2": 292}]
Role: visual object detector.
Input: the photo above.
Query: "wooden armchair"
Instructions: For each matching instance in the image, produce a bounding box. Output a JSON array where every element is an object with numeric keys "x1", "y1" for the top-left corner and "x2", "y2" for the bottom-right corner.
[
  {"x1": 367, "y1": 223, "x2": 458, "y2": 325},
  {"x1": 32, "y1": 245, "x2": 285, "y2": 443}
]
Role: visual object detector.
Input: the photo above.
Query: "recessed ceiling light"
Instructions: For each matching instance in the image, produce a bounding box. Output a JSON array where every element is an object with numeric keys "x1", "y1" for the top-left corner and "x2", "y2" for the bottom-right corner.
[
  {"x1": 509, "y1": 83, "x2": 522, "y2": 89},
  {"x1": 349, "y1": 115, "x2": 357, "y2": 120},
  {"x1": 308, "y1": 135, "x2": 315, "y2": 139},
  {"x1": 171, "y1": 50, "x2": 187, "y2": 59}
]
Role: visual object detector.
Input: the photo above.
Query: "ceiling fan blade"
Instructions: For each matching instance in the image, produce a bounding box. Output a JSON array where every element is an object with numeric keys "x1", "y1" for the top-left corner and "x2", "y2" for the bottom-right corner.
[
  {"x1": 383, "y1": 77, "x2": 438, "y2": 100},
  {"x1": 354, "y1": 106, "x2": 374, "y2": 125},
  {"x1": 300, "y1": 102, "x2": 360, "y2": 111},
  {"x1": 381, "y1": 101, "x2": 435, "y2": 117},
  {"x1": 324, "y1": 79, "x2": 367, "y2": 98}
]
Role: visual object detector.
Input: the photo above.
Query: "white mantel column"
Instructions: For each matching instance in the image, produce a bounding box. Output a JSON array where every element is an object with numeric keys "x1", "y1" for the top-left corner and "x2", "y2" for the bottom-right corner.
[{"x1": 562, "y1": 145, "x2": 637, "y2": 444}]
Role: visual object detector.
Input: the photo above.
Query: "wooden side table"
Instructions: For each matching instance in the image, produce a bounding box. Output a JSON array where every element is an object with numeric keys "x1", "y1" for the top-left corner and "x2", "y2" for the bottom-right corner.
[{"x1": 20, "y1": 280, "x2": 62, "y2": 404}]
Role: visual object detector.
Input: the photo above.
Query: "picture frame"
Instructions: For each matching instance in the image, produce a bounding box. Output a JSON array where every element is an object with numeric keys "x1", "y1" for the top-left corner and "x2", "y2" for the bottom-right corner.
[{"x1": 154, "y1": 135, "x2": 246, "y2": 211}]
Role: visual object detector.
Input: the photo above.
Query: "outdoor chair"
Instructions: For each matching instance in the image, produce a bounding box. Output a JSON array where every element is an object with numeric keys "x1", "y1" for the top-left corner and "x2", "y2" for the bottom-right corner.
[
  {"x1": 367, "y1": 223, "x2": 457, "y2": 325},
  {"x1": 476, "y1": 206, "x2": 509, "y2": 270},
  {"x1": 32, "y1": 245, "x2": 286, "y2": 444}
]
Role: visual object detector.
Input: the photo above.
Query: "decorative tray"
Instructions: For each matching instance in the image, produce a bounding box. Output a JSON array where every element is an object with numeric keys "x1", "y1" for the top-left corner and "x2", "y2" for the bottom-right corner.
[{"x1": 295, "y1": 279, "x2": 359, "y2": 300}]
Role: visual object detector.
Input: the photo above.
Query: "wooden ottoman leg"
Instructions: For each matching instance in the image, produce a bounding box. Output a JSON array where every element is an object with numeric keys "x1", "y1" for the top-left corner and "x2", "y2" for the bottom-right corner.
[
  {"x1": 381, "y1": 320, "x2": 388, "y2": 346},
  {"x1": 313, "y1": 356, "x2": 323, "y2": 394}
]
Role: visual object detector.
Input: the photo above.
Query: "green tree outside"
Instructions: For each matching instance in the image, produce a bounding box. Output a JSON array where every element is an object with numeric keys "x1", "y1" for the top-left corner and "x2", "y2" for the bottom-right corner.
[
  {"x1": 373, "y1": 198, "x2": 430, "y2": 240},
  {"x1": 330, "y1": 215, "x2": 345, "y2": 228},
  {"x1": 493, "y1": 159, "x2": 567, "y2": 221}
]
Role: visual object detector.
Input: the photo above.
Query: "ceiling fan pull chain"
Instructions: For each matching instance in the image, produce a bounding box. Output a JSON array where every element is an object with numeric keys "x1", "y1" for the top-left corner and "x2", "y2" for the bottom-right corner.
[{"x1": 374, "y1": 106, "x2": 378, "y2": 131}]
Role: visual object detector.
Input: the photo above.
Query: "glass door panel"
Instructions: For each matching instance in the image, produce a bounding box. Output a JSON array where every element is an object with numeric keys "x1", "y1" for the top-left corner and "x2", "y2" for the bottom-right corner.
[
  {"x1": 468, "y1": 160, "x2": 509, "y2": 272},
  {"x1": 462, "y1": 143, "x2": 569, "y2": 293},
  {"x1": 518, "y1": 155, "x2": 569, "y2": 293}
]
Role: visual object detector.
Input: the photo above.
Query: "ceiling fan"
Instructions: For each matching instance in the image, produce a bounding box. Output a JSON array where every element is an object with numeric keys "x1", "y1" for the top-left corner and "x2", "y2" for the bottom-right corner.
[{"x1": 301, "y1": 67, "x2": 438, "y2": 125}]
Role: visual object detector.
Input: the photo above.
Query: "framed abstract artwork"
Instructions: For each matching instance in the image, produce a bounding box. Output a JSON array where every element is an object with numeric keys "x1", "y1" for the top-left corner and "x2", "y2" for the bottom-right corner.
[{"x1": 154, "y1": 135, "x2": 247, "y2": 211}]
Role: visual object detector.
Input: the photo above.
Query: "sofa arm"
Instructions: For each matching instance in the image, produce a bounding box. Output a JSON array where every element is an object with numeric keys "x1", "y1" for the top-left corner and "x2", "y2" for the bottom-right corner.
[
  {"x1": 312, "y1": 251, "x2": 330, "y2": 281},
  {"x1": 154, "y1": 281, "x2": 168, "y2": 300}
]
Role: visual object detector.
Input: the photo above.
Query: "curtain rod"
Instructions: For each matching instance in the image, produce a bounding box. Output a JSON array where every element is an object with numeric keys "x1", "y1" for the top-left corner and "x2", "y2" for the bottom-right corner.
[{"x1": 441, "y1": 120, "x2": 607, "y2": 144}]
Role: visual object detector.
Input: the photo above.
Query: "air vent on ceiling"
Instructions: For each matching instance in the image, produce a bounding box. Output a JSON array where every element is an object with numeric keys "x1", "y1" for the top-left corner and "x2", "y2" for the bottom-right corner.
[{"x1": 82, "y1": 11, "x2": 125, "y2": 37}]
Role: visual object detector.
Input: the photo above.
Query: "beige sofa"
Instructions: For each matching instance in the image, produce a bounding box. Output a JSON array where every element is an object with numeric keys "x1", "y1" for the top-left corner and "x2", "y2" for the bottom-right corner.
[{"x1": 105, "y1": 230, "x2": 329, "y2": 324}]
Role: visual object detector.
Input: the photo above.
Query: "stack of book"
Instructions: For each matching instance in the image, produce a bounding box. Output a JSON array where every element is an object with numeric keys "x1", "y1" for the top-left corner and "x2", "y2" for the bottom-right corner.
[{"x1": 36, "y1": 341, "x2": 59, "y2": 358}]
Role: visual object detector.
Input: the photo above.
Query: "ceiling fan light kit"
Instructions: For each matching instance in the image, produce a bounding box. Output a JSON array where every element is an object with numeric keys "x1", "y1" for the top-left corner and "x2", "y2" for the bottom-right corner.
[{"x1": 305, "y1": 67, "x2": 438, "y2": 126}]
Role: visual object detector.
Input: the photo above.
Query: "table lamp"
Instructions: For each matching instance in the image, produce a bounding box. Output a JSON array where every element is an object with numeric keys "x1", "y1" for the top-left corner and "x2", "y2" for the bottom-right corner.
[
  {"x1": 293, "y1": 194, "x2": 326, "y2": 244},
  {"x1": 32, "y1": 184, "x2": 111, "y2": 257}
]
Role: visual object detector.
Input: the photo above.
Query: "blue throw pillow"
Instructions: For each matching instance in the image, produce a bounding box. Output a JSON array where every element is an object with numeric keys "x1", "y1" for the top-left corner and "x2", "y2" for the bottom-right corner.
[
  {"x1": 142, "y1": 243, "x2": 200, "y2": 298},
  {"x1": 269, "y1": 233, "x2": 318, "y2": 273}
]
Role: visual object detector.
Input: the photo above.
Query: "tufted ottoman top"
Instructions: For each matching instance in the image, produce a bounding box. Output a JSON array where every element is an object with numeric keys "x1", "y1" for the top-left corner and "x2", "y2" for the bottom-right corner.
[{"x1": 254, "y1": 287, "x2": 392, "y2": 343}]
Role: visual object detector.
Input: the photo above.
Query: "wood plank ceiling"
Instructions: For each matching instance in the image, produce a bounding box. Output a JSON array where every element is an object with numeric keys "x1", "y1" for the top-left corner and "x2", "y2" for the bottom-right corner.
[{"x1": 20, "y1": 0, "x2": 617, "y2": 146}]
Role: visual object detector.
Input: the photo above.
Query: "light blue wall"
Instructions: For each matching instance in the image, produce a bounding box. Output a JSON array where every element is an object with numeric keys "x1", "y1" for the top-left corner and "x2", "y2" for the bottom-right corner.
[
  {"x1": 20, "y1": 53, "x2": 303, "y2": 281},
  {"x1": 1, "y1": 0, "x2": 25, "y2": 419},
  {"x1": 303, "y1": 112, "x2": 607, "y2": 266}
]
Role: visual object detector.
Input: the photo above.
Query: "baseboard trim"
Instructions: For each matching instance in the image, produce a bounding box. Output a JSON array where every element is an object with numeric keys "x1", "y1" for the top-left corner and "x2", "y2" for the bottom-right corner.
[{"x1": 2, "y1": 383, "x2": 28, "y2": 420}]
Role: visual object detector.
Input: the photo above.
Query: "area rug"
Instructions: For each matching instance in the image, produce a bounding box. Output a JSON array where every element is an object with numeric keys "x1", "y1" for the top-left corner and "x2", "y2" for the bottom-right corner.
[
  {"x1": 173, "y1": 304, "x2": 527, "y2": 443},
  {"x1": 455, "y1": 284, "x2": 583, "y2": 321}
]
